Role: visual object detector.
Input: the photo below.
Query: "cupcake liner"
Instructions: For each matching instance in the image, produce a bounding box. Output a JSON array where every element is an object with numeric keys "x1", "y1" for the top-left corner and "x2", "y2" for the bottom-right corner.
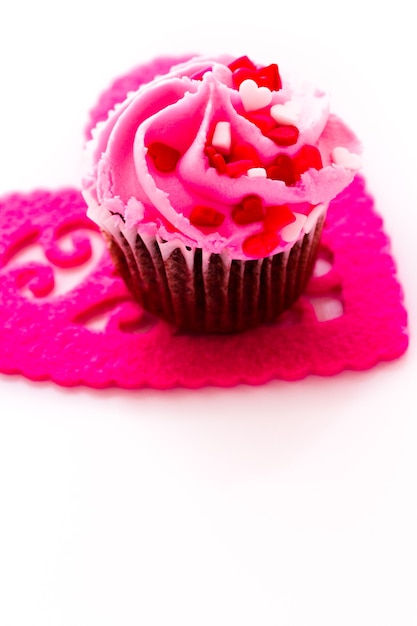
[{"x1": 104, "y1": 213, "x2": 325, "y2": 333}]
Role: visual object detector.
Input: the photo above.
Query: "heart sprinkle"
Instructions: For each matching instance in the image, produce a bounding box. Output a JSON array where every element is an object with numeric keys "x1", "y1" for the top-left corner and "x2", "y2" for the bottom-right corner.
[
  {"x1": 229, "y1": 57, "x2": 282, "y2": 91},
  {"x1": 270, "y1": 100, "x2": 301, "y2": 126},
  {"x1": 293, "y1": 145, "x2": 323, "y2": 177},
  {"x1": 331, "y1": 146, "x2": 362, "y2": 171},
  {"x1": 205, "y1": 138, "x2": 262, "y2": 178},
  {"x1": 239, "y1": 79, "x2": 273, "y2": 112},
  {"x1": 147, "y1": 142, "x2": 181, "y2": 172},
  {"x1": 267, "y1": 154, "x2": 297, "y2": 186},
  {"x1": 225, "y1": 160, "x2": 254, "y2": 178},
  {"x1": 304, "y1": 203, "x2": 326, "y2": 234},
  {"x1": 231, "y1": 142, "x2": 261, "y2": 167},
  {"x1": 228, "y1": 55, "x2": 256, "y2": 73},
  {"x1": 190, "y1": 206, "x2": 225, "y2": 228},
  {"x1": 232, "y1": 195, "x2": 265, "y2": 225},
  {"x1": 266, "y1": 125, "x2": 299, "y2": 146},
  {"x1": 263, "y1": 205, "x2": 296, "y2": 233},
  {"x1": 244, "y1": 111, "x2": 277, "y2": 134},
  {"x1": 254, "y1": 64, "x2": 281, "y2": 91},
  {"x1": 242, "y1": 231, "x2": 280, "y2": 257},
  {"x1": 280, "y1": 213, "x2": 307, "y2": 243}
]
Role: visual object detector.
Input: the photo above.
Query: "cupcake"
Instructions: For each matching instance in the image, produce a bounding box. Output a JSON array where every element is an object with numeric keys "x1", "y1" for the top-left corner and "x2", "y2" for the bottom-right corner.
[{"x1": 82, "y1": 54, "x2": 361, "y2": 333}]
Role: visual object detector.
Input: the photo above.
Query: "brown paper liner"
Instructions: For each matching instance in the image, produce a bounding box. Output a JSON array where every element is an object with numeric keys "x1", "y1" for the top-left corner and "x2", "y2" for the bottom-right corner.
[{"x1": 104, "y1": 216, "x2": 325, "y2": 334}]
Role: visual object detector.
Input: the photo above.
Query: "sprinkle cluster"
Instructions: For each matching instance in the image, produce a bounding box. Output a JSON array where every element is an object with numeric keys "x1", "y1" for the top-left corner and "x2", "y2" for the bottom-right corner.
[
  {"x1": 202, "y1": 56, "x2": 323, "y2": 184},
  {"x1": 189, "y1": 194, "x2": 298, "y2": 257},
  {"x1": 145, "y1": 55, "x2": 328, "y2": 257},
  {"x1": 204, "y1": 127, "x2": 323, "y2": 185}
]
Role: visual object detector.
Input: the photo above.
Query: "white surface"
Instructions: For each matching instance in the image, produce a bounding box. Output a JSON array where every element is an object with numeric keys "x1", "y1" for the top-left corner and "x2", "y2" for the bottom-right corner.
[{"x1": 0, "y1": 2, "x2": 416, "y2": 625}]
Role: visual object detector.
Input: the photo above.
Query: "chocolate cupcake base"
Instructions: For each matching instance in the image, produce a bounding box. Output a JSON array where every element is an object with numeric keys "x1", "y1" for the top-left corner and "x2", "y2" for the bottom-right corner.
[{"x1": 104, "y1": 215, "x2": 325, "y2": 334}]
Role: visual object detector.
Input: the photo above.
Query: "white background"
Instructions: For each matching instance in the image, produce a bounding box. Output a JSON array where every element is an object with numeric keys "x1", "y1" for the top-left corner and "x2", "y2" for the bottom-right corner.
[{"x1": 1, "y1": 1, "x2": 416, "y2": 624}]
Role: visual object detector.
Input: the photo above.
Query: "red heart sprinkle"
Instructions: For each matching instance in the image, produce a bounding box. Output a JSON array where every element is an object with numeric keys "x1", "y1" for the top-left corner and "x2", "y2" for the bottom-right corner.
[
  {"x1": 293, "y1": 145, "x2": 323, "y2": 176},
  {"x1": 266, "y1": 125, "x2": 299, "y2": 147},
  {"x1": 147, "y1": 141, "x2": 181, "y2": 172},
  {"x1": 225, "y1": 160, "x2": 254, "y2": 178},
  {"x1": 228, "y1": 56, "x2": 256, "y2": 73},
  {"x1": 266, "y1": 154, "x2": 297, "y2": 186},
  {"x1": 230, "y1": 61, "x2": 282, "y2": 91},
  {"x1": 263, "y1": 205, "x2": 296, "y2": 232},
  {"x1": 231, "y1": 67, "x2": 258, "y2": 88},
  {"x1": 230, "y1": 142, "x2": 262, "y2": 166},
  {"x1": 232, "y1": 195, "x2": 264, "y2": 225},
  {"x1": 255, "y1": 64, "x2": 282, "y2": 91},
  {"x1": 242, "y1": 231, "x2": 280, "y2": 257},
  {"x1": 245, "y1": 111, "x2": 277, "y2": 134},
  {"x1": 190, "y1": 206, "x2": 225, "y2": 228}
]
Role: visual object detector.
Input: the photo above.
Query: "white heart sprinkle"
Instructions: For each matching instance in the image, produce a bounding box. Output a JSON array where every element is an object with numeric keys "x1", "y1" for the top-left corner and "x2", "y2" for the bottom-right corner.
[
  {"x1": 331, "y1": 146, "x2": 362, "y2": 171},
  {"x1": 211, "y1": 121, "x2": 232, "y2": 154},
  {"x1": 281, "y1": 213, "x2": 307, "y2": 243},
  {"x1": 239, "y1": 79, "x2": 272, "y2": 112},
  {"x1": 247, "y1": 167, "x2": 267, "y2": 178},
  {"x1": 270, "y1": 100, "x2": 301, "y2": 126},
  {"x1": 304, "y1": 203, "x2": 326, "y2": 234}
]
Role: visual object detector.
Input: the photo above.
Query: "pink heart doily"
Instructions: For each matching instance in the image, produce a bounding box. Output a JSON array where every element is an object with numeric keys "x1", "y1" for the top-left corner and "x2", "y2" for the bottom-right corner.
[{"x1": 0, "y1": 177, "x2": 408, "y2": 389}]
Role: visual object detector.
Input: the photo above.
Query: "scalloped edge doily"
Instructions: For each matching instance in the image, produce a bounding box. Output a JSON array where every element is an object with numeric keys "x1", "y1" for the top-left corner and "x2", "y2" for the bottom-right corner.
[{"x1": 0, "y1": 176, "x2": 408, "y2": 389}]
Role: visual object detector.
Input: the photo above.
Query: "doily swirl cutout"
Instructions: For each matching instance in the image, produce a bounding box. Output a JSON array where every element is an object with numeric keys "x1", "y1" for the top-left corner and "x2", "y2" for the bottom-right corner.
[{"x1": 0, "y1": 177, "x2": 408, "y2": 389}]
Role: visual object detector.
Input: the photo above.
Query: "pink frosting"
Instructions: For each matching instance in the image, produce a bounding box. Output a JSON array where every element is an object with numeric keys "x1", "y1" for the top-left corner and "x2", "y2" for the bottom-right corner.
[{"x1": 83, "y1": 55, "x2": 361, "y2": 260}]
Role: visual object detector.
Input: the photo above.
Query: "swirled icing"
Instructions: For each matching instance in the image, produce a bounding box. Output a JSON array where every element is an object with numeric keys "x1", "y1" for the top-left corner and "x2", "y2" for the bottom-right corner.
[{"x1": 83, "y1": 55, "x2": 361, "y2": 260}]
